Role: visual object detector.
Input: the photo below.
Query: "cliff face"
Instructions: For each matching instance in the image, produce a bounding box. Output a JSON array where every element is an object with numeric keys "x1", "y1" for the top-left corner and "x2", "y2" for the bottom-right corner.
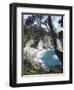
[
  {"x1": 23, "y1": 25, "x2": 54, "y2": 49},
  {"x1": 23, "y1": 25, "x2": 55, "y2": 71},
  {"x1": 23, "y1": 25, "x2": 63, "y2": 51}
]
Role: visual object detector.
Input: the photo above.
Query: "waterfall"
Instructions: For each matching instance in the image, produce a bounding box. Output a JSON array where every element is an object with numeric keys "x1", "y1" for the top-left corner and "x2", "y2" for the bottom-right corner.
[{"x1": 37, "y1": 40, "x2": 43, "y2": 50}]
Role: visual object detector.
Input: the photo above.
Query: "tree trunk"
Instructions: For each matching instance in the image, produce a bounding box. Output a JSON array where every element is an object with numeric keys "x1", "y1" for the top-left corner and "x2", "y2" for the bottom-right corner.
[{"x1": 48, "y1": 16, "x2": 57, "y2": 49}]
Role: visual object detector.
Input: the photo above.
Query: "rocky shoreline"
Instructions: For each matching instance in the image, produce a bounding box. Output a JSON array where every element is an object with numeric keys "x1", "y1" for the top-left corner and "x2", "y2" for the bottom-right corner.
[
  {"x1": 23, "y1": 47, "x2": 63, "y2": 75},
  {"x1": 23, "y1": 59, "x2": 63, "y2": 75}
]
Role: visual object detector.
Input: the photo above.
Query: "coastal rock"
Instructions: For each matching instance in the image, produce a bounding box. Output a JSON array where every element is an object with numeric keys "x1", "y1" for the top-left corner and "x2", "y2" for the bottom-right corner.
[{"x1": 24, "y1": 47, "x2": 44, "y2": 70}]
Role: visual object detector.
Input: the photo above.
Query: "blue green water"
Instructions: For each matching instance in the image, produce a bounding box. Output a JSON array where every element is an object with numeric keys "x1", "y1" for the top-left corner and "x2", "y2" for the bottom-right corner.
[{"x1": 40, "y1": 49, "x2": 61, "y2": 69}]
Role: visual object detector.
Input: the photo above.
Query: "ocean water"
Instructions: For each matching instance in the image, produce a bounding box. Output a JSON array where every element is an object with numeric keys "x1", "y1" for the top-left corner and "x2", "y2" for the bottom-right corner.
[{"x1": 37, "y1": 48, "x2": 62, "y2": 69}]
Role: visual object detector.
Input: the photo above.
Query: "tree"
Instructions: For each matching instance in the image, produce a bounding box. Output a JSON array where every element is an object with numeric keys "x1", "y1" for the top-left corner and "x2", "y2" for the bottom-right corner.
[
  {"x1": 48, "y1": 16, "x2": 63, "y2": 64},
  {"x1": 25, "y1": 15, "x2": 36, "y2": 25},
  {"x1": 25, "y1": 15, "x2": 50, "y2": 32},
  {"x1": 25, "y1": 15, "x2": 63, "y2": 49},
  {"x1": 48, "y1": 16, "x2": 57, "y2": 48}
]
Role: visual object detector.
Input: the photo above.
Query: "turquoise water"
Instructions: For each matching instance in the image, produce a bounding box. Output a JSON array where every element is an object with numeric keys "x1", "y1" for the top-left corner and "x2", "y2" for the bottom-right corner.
[{"x1": 40, "y1": 49, "x2": 61, "y2": 69}]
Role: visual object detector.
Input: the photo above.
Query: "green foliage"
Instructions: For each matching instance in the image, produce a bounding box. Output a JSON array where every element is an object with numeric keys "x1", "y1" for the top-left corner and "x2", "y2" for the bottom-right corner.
[
  {"x1": 24, "y1": 67, "x2": 37, "y2": 75},
  {"x1": 23, "y1": 61, "x2": 63, "y2": 75}
]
